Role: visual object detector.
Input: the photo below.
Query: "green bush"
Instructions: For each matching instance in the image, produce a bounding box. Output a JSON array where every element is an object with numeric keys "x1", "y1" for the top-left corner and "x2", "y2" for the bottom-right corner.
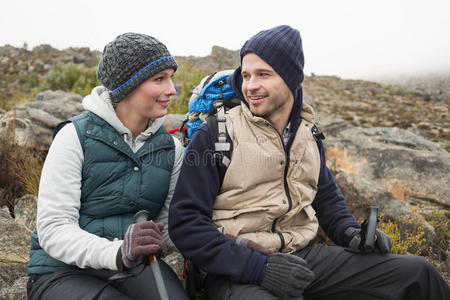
[
  {"x1": 41, "y1": 62, "x2": 98, "y2": 96},
  {"x1": 0, "y1": 73, "x2": 40, "y2": 110},
  {"x1": 168, "y1": 60, "x2": 206, "y2": 114}
]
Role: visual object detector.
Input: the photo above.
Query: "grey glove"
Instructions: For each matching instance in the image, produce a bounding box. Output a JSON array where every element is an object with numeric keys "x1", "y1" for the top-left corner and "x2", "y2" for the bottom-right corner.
[
  {"x1": 259, "y1": 253, "x2": 314, "y2": 300},
  {"x1": 345, "y1": 227, "x2": 392, "y2": 254}
]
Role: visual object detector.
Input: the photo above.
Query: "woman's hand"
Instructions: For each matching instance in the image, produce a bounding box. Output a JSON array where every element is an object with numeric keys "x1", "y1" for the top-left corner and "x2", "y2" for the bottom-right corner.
[{"x1": 121, "y1": 221, "x2": 166, "y2": 269}]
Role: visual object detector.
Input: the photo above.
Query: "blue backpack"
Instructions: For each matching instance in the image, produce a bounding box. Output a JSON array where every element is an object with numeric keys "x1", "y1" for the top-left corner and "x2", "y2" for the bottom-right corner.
[
  {"x1": 173, "y1": 70, "x2": 241, "y2": 186},
  {"x1": 183, "y1": 70, "x2": 239, "y2": 142}
]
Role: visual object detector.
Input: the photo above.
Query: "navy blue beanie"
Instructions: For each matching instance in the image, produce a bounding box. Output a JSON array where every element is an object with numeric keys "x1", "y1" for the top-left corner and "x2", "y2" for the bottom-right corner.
[
  {"x1": 228, "y1": 25, "x2": 305, "y2": 129},
  {"x1": 240, "y1": 25, "x2": 304, "y2": 95}
]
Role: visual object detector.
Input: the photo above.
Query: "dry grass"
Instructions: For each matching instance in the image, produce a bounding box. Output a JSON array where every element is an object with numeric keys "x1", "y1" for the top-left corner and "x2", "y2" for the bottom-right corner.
[{"x1": 0, "y1": 131, "x2": 45, "y2": 216}]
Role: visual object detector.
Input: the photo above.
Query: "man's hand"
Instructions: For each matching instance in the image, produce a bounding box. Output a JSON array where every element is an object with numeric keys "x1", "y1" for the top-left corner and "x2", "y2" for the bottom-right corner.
[
  {"x1": 224, "y1": 233, "x2": 273, "y2": 255},
  {"x1": 120, "y1": 221, "x2": 166, "y2": 269},
  {"x1": 259, "y1": 253, "x2": 314, "y2": 300},
  {"x1": 345, "y1": 227, "x2": 392, "y2": 254}
]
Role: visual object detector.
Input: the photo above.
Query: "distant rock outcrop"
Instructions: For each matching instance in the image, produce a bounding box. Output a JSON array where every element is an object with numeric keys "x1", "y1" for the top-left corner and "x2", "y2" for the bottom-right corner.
[
  {"x1": 176, "y1": 46, "x2": 239, "y2": 74},
  {"x1": 0, "y1": 45, "x2": 100, "y2": 76}
]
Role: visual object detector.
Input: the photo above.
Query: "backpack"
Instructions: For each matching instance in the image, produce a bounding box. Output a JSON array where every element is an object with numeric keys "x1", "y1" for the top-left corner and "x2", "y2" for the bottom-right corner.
[{"x1": 176, "y1": 70, "x2": 241, "y2": 184}]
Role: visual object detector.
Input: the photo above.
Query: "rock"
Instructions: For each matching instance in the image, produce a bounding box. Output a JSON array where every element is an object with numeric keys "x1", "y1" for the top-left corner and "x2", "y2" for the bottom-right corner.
[
  {"x1": 162, "y1": 251, "x2": 185, "y2": 281},
  {"x1": 0, "y1": 91, "x2": 85, "y2": 149},
  {"x1": 165, "y1": 114, "x2": 185, "y2": 131},
  {"x1": 0, "y1": 206, "x2": 30, "y2": 298},
  {"x1": 14, "y1": 195, "x2": 37, "y2": 231},
  {"x1": 321, "y1": 117, "x2": 449, "y2": 252},
  {"x1": 321, "y1": 117, "x2": 450, "y2": 210},
  {"x1": 0, "y1": 266, "x2": 27, "y2": 300}
]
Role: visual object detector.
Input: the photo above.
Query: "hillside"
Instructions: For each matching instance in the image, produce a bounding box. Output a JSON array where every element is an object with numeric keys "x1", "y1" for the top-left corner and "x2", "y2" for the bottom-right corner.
[{"x1": 4, "y1": 44, "x2": 447, "y2": 150}]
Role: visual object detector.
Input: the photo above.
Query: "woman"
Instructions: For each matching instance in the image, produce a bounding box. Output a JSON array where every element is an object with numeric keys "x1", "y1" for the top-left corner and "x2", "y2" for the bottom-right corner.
[{"x1": 26, "y1": 33, "x2": 188, "y2": 299}]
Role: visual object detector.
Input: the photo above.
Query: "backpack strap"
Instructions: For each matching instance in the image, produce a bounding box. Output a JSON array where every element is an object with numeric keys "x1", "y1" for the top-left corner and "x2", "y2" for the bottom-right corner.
[
  {"x1": 207, "y1": 101, "x2": 233, "y2": 188},
  {"x1": 311, "y1": 124, "x2": 325, "y2": 141}
]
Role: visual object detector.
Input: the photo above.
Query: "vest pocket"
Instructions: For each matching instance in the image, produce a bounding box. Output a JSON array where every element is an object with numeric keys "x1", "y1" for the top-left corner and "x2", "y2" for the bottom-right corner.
[{"x1": 213, "y1": 207, "x2": 270, "y2": 236}]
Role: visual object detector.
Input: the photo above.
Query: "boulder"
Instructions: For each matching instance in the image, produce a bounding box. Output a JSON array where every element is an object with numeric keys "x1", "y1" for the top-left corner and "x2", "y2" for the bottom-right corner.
[
  {"x1": 320, "y1": 118, "x2": 450, "y2": 209},
  {"x1": 164, "y1": 114, "x2": 185, "y2": 131},
  {"x1": 0, "y1": 91, "x2": 85, "y2": 149},
  {"x1": 320, "y1": 117, "x2": 449, "y2": 248},
  {"x1": 0, "y1": 205, "x2": 30, "y2": 299}
]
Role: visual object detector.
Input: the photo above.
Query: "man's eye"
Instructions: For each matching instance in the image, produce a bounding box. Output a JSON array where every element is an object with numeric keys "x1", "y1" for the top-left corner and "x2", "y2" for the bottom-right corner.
[{"x1": 242, "y1": 74, "x2": 249, "y2": 80}]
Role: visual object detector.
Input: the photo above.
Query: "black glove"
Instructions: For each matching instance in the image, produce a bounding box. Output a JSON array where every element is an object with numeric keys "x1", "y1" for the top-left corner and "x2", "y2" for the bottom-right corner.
[
  {"x1": 258, "y1": 253, "x2": 314, "y2": 300},
  {"x1": 345, "y1": 227, "x2": 392, "y2": 253}
]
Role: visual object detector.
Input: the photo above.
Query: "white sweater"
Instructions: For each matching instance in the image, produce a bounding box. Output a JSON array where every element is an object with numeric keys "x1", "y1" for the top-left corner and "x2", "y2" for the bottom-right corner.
[{"x1": 36, "y1": 86, "x2": 184, "y2": 271}]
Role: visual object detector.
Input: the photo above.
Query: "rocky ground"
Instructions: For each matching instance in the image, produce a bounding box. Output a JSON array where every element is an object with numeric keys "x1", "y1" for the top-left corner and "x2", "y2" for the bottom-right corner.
[{"x1": 303, "y1": 75, "x2": 449, "y2": 150}]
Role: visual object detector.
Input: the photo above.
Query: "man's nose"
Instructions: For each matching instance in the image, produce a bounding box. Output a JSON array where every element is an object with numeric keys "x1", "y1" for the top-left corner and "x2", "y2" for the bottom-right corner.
[{"x1": 246, "y1": 76, "x2": 261, "y2": 90}]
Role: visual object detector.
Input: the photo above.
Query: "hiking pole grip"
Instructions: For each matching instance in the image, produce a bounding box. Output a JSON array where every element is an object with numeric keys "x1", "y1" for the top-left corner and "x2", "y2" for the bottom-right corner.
[
  {"x1": 133, "y1": 210, "x2": 169, "y2": 300},
  {"x1": 363, "y1": 206, "x2": 378, "y2": 252}
]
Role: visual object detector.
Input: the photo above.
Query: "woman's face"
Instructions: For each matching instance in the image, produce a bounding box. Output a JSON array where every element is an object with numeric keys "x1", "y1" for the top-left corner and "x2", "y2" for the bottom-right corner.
[{"x1": 120, "y1": 68, "x2": 176, "y2": 120}]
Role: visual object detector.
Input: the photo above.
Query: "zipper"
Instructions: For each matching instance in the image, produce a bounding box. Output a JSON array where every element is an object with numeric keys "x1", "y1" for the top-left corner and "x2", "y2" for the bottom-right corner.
[{"x1": 264, "y1": 120, "x2": 293, "y2": 251}]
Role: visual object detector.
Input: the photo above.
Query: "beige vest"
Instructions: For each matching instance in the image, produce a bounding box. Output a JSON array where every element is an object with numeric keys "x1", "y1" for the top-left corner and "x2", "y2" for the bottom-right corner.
[{"x1": 212, "y1": 102, "x2": 321, "y2": 253}]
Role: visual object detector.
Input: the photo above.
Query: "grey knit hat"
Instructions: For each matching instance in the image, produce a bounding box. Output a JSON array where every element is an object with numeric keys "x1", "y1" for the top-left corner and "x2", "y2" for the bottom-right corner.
[{"x1": 97, "y1": 32, "x2": 178, "y2": 103}]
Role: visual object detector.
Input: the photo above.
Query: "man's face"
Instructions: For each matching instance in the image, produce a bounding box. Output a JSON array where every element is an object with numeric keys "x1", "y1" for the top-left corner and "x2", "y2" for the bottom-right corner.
[{"x1": 241, "y1": 53, "x2": 294, "y2": 126}]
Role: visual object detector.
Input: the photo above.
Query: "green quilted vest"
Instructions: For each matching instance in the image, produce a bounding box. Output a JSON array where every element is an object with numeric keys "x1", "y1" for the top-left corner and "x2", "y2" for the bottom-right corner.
[{"x1": 27, "y1": 112, "x2": 174, "y2": 275}]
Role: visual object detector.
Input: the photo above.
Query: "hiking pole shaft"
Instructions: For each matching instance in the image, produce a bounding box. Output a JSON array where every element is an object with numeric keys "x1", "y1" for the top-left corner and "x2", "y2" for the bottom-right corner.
[
  {"x1": 133, "y1": 210, "x2": 169, "y2": 300},
  {"x1": 149, "y1": 255, "x2": 169, "y2": 300}
]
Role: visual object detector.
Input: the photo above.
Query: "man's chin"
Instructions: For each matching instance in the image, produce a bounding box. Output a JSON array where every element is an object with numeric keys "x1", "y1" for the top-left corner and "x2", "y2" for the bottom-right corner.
[{"x1": 249, "y1": 106, "x2": 267, "y2": 118}]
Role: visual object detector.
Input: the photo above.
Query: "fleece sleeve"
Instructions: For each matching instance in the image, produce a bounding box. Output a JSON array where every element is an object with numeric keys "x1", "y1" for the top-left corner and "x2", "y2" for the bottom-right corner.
[
  {"x1": 168, "y1": 124, "x2": 267, "y2": 284},
  {"x1": 153, "y1": 136, "x2": 184, "y2": 252},
  {"x1": 312, "y1": 140, "x2": 360, "y2": 246},
  {"x1": 36, "y1": 123, "x2": 122, "y2": 271}
]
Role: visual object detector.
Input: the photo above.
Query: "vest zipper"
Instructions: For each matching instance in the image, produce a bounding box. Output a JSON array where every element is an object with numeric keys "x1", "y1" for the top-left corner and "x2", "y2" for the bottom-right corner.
[{"x1": 265, "y1": 121, "x2": 293, "y2": 251}]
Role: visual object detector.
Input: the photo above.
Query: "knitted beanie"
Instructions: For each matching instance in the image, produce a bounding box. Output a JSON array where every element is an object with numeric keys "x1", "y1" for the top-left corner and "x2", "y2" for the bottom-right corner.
[
  {"x1": 97, "y1": 32, "x2": 178, "y2": 103},
  {"x1": 240, "y1": 25, "x2": 304, "y2": 96}
]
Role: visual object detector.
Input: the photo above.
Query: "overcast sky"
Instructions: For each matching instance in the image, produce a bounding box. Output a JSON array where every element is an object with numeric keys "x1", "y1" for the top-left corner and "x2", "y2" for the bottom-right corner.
[{"x1": 1, "y1": 0, "x2": 449, "y2": 79}]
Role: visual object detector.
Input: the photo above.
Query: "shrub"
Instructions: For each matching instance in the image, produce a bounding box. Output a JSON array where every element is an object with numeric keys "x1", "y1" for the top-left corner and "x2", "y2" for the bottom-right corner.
[
  {"x1": 425, "y1": 209, "x2": 449, "y2": 262},
  {"x1": 168, "y1": 60, "x2": 206, "y2": 114},
  {"x1": 378, "y1": 214, "x2": 426, "y2": 255},
  {"x1": 41, "y1": 62, "x2": 98, "y2": 96},
  {"x1": 356, "y1": 207, "x2": 427, "y2": 256}
]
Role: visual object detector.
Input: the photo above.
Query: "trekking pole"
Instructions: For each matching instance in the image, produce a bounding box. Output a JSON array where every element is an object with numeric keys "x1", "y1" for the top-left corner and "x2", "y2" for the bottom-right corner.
[{"x1": 134, "y1": 210, "x2": 169, "y2": 300}]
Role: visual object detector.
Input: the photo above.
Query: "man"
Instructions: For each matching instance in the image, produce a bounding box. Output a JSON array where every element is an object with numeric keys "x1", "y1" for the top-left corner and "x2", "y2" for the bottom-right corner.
[{"x1": 169, "y1": 25, "x2": 449, "y2": 300}]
